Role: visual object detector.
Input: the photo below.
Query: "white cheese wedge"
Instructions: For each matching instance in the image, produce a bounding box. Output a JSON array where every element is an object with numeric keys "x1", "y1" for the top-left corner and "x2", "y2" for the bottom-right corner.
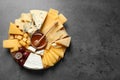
[
  {"x1": 30, "y1": 10, "x2": 47, "y2": 30},
  {"x1": 27, "y1": 46, "x2": 36, "y2": 52},
  {"x1": 23, "y1": 53, "x2": 43, "y2": 70},
  {"x1": 35, "y1": 50, "x2": 44, "y2": 55}
]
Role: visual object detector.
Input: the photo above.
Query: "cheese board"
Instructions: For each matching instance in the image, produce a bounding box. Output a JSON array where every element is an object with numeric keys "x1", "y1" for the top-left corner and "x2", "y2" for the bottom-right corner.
[{"x1": 3, "y1": 8, "x2": 71, "y2": 70}]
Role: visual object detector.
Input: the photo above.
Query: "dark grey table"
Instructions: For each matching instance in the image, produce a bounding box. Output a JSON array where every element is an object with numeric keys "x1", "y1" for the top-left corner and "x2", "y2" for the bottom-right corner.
[{"x1": 0, "y1": 0, "x2": 120, "y2": 80}]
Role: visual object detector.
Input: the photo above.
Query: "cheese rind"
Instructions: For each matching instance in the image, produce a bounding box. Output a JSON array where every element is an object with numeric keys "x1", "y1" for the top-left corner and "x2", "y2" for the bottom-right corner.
[{"x1": 24, "y1": 53, "x2": 43, "y2": 70}]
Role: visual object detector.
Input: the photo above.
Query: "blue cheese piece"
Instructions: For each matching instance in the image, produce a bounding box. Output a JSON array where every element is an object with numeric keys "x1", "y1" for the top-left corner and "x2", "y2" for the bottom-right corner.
[
  {"x1": 35, "y1": 50, "x2": 44, "y2": 55},
  {"x1": 23, "y1": 22, "x2": 37, "y2": 34},
  {"x1": 23, "y1": 53, "x2": 43, "y2": 70},
  {"x1": 30, "y1": 10, "x2": 47, "y2": 30},
  {"x1": 27, "y1": 46, "x2": 36, "y2": 52}
]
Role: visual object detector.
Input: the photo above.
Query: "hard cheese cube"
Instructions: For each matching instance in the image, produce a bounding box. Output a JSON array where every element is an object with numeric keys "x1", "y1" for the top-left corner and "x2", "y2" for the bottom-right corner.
[{"x1": 19, "y1": 40, "x2": 26, "y2": 46}]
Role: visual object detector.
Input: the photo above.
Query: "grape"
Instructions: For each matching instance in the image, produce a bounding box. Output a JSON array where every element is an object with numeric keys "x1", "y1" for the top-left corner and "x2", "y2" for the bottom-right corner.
[
  {"x1": 19, "y1": 47, "x2": 26, "y2": 53},
  {"x1": 23, "y1": 52, "x2": 30, "y2": 59},
  {"x1": 18, "y1": 59, "x2": 25, "y2": 66}
]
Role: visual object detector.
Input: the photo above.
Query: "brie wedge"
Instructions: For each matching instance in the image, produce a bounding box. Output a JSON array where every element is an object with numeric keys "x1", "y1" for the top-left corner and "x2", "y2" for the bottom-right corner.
[{"x1": 23, "y1": 53, "x2": 43, "y2": 70}]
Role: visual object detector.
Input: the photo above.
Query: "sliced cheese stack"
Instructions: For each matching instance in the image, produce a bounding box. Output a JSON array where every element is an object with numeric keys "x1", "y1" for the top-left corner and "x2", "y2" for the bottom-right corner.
[{"x1": 41, "y1": 9, "x2": 71, "y2": 68}]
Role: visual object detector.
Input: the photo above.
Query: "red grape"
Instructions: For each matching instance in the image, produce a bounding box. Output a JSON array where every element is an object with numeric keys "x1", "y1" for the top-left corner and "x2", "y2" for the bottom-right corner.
[
  {"x1": 23, "y1": 52, "x2": 30, "y2": 59},
  {"x1": 18, "y1": 59, "x2": 25, "y2": 66},
  {"x1": 19, "y1": 47, "x2": 26, "y2": 53}
]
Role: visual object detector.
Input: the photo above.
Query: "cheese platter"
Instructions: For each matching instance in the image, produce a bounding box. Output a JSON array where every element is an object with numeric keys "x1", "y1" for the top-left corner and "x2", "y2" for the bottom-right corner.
[{"x1": 3, "y1": 8, "x2": 71, "y2": 70}]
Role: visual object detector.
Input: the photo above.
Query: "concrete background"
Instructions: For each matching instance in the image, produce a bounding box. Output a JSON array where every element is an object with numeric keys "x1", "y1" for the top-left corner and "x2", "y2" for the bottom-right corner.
[{"x1": 0, "y1": 0, "x2": 120, "y2": 80}]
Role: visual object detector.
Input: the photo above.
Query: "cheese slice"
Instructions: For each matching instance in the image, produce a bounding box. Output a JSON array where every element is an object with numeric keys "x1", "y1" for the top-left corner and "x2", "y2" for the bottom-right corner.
[
  {"x1": 3, "y1": 39, "x2": 20, "y2": 48},
  {"x1": 42, "y1": 56, "x2": 47, "y2": 67},
  {"x1": 51, "y1": 46, "x2": 66, "y2": 58},
  {"x1": 41, "y1": 13, "x2": 57, "y2": 34},
  {"x1": 47, "y1": 52, "x2": 56, "y2": 64},
  {"x1": 42, "y1": 51, "x2": 48, "y2": 67},
  {"x1": 24, "y1": 53, "x2": 43, "y2": 70},
  {"x1": 56, "y1": 37, "x2": 71, "y2": 47},
  {"x1": 45, "y1": 52, "x2": 54, "y2": 66},
  {"x1": 49, "y1": 50, "x2": 59, "y2": 62},
  {"x1": 30, "y1": 10, "x2": 47, "y2": 29},
  {"x1": 58, "y1": 14, "x2": 67, "y2": 24},
  {"x1": 49, "y1": 8, "x2": 59, "y2": 15},
  {"x1": 9, "y1": 23, "x2": 23, "y2": 35},
  {"x1": 48, "y1": 29, "x2": 68, "y2": 43}
]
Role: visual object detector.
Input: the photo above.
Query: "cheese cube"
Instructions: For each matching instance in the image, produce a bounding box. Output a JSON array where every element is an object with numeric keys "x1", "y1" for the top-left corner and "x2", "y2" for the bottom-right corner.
[
  {"x1": 26, "y1": 40, "x2": 31, "y2": 45},
  {"x1": 27, "y1": 46, "x2": 36, "y2": 52},
  {"x1": 23, "y1": 33, "x2": 28, "y2": 38},
  {"x1": 9, "y1": 35, "x2": 14, "y2": 39},
  {"x1": 19, "y1": 40, "x2": 26, "y2": 46},
  {"x1": 23, "y1": 38, "x2": 27, "y2": 42},
  {"x1": 10, "y1": 46, "x2": 19, "y2": 52},
  {"x1": 16, "y1": 35, "x2": 23, "y2": 40}
]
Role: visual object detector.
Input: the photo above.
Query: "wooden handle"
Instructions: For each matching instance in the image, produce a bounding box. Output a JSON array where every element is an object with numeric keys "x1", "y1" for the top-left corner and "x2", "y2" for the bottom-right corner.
[{"x1": 34, "y1": 21, "x2": 58, "y2": 47}]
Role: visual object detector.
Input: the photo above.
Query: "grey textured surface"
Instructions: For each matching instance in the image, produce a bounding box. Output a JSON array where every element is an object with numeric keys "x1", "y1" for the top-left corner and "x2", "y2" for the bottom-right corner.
[{"x1": 0, "y1": 0, "x2": 120, "y2": 80}]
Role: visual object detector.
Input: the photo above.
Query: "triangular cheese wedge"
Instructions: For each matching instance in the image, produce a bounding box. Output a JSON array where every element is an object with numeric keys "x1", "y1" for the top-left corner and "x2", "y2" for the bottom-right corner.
[
  {"x1": 56, "y1": 37, "x2": 71, "y2": 47},
  {"x1": 9, "y1": 23, "x2": 23, "y2": 35},
  {"x1": 23, "y1": 53, "x2": 43, "y2": 70}
]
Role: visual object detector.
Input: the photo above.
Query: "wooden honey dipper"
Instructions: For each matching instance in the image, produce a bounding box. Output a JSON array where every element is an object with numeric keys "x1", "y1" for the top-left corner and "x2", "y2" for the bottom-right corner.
[{"x1": 34, "y1": 21, "x2": 58, "y2": 47}]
